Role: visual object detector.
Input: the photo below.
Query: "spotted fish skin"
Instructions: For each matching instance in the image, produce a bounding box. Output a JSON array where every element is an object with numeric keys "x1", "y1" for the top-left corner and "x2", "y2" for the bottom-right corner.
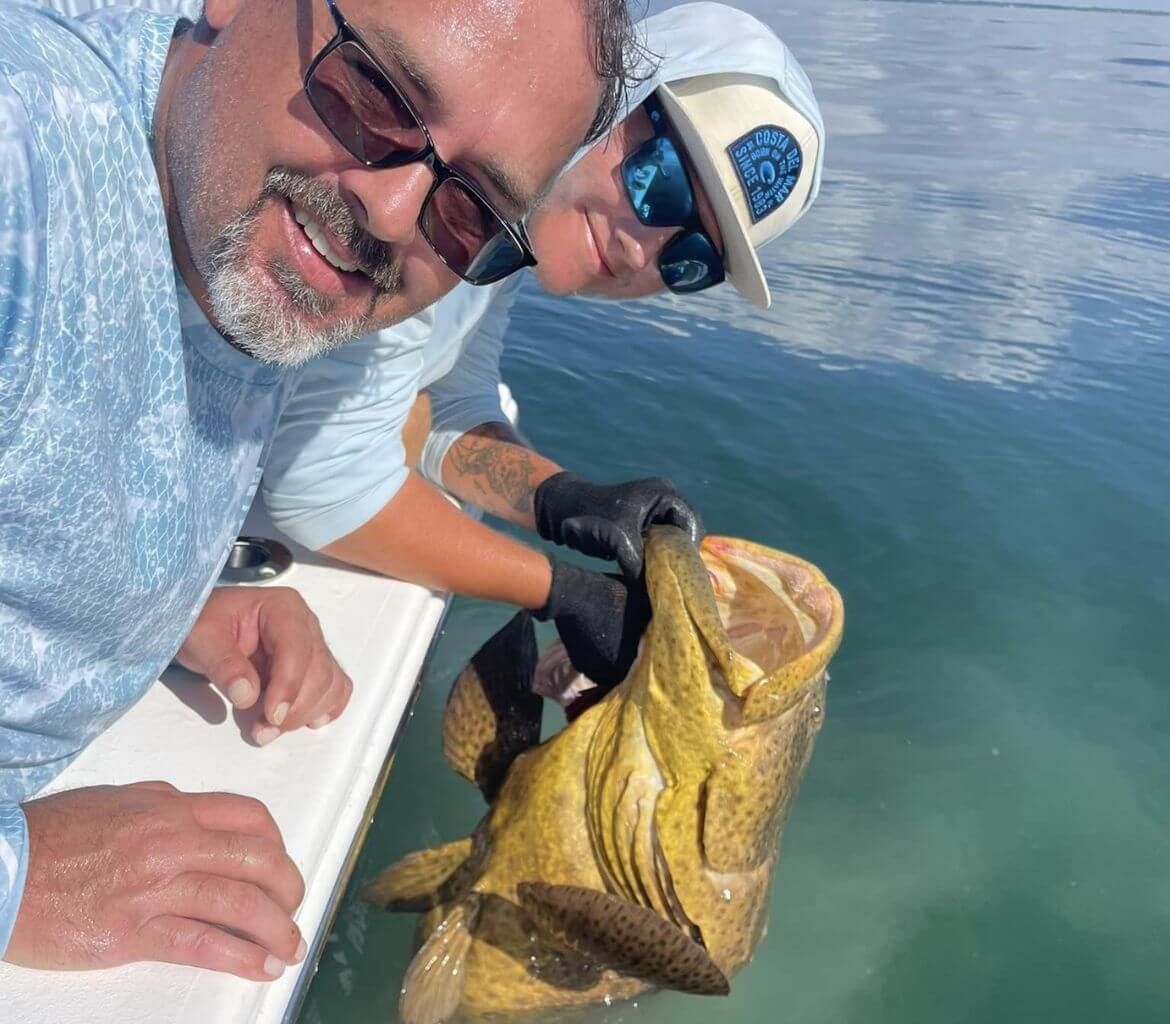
[
  {"x1": 442, "y1": 611, "x2": 542, "y2": 801},
  {"x1": 517, "y1": 883, "x2": 730, "y2": 996},
  {"x1": 368, "y1": 529, "x2": 844, "y2": 1022}
]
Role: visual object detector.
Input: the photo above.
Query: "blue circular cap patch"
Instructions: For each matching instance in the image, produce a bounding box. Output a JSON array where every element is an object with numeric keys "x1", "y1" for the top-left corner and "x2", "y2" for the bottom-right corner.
[{"x1": 726, "y1": 125, "x2": 803, "y2": 225}]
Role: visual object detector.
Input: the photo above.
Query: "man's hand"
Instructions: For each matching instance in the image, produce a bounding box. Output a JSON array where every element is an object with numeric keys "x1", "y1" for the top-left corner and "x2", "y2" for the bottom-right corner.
[
  {"x1": 6, "y1": 783, "x2": 306, "y2": 980},
  {"x1": 176, "y1": 587, "x2": 352, "y2": 746},
  {"x1": 533, "y1": 559, "x2": 651, "y2": 688},
  {"x1": 533, "y1": 472, "x2": 703, "y2": 579}
]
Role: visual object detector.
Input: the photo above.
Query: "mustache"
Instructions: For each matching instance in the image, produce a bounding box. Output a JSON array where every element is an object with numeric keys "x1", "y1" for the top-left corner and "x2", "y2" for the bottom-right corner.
[{"x1": 263, "y1": 167, "x2": 402, "y2": 293}]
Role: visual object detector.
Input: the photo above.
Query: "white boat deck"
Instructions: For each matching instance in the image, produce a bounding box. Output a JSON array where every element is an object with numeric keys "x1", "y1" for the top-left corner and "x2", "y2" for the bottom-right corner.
[{"x1": 0, "y1": 386, "x2": 518, "y2": 1023}]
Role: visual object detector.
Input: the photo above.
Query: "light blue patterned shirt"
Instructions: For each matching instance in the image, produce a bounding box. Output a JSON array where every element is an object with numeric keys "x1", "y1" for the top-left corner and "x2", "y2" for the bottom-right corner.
[{"x1": 0, "y1": 3, "x2": 298, "y2": 951}]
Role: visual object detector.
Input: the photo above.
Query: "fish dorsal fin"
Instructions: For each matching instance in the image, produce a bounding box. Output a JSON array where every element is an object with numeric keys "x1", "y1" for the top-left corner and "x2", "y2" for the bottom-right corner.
[
  {"x1": 361, "y1": 836, "x2": 475, "y2": 912},
  {"x1": 398, "y1": 897, "x2": 480, "y2": 1024},
  {"x1": 443, "y1": 610, "x2": 543, "y2": 801},
  {"x1": 517, "y1": 883, "x2": 730, "y2": 997}
]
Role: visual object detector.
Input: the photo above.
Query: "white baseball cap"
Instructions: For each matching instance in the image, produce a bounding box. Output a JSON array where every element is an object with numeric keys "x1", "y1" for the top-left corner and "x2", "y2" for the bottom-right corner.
[{"x1": 580, "y1": 3, "x2": 827, "y2": 310}]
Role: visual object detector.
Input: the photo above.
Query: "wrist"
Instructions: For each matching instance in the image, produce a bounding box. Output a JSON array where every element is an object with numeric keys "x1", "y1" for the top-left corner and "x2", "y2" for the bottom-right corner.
[
  {"x1": 522, "y1": 549, "x2": 556, "y2": 612},
  {"x1": 532, "y1": 557, "x2": 590, "y2": 620}
]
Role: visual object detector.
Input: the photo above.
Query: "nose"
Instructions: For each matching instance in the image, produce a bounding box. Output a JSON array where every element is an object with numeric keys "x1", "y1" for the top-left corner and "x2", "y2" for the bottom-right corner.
[
  {"x1": 612, "y1": 217, "x2": 675, "y2": 277},
  {"x1": 337, "y1": 162, "x2": 434, "y2": 247}
]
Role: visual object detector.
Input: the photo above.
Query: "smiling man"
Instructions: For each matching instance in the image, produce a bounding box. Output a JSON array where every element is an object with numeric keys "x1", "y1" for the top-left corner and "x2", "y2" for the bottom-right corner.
[
  {"x1": 0, "y1": 0, "x2": 636, "y2": 981},
  {"x1": 161, "y1": 0, "x2": 629, "y2": 363}
]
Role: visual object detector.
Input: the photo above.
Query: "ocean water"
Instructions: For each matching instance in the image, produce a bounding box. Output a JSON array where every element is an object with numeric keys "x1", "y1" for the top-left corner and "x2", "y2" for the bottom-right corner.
[{"x1": 300, "y1": 0, "x2": 1170, "y2": 1021}]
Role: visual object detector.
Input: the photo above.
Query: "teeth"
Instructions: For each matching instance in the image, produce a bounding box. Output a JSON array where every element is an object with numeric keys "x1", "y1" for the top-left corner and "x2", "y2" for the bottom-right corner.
[{"x1": 292, "y1": 205, "x2": 358, "y2": 273}]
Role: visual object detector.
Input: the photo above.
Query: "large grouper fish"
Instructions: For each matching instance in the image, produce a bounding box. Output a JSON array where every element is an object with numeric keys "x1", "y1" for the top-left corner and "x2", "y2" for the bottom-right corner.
[{"x1": 363, "y1": 527, "x2": 844, "y2": 1022}]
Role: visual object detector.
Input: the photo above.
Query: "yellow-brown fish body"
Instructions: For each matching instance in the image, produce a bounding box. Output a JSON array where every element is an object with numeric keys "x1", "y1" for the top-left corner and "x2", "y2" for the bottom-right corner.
[{"x1": 365, "y1": 528, "x2": 843, "y2": 1022}]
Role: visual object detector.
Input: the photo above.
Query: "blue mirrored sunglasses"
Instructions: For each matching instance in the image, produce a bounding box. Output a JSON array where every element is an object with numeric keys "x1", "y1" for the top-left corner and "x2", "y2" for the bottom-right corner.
[{"x1": 620, "y1": 94, "x2": 725, "y2": 295}]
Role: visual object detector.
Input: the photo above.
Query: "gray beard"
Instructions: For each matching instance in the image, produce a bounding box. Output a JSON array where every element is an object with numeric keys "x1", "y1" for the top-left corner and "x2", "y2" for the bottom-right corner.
[
  {"x1": 202, "y1": 172, "x2": 401, "y2": 367},
  {"x1": 205, "y1": 258, "x2": 365, "y2": 367}
]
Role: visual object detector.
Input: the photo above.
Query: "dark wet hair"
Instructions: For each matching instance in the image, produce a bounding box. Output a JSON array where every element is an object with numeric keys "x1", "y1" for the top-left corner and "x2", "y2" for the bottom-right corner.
[{"x1": 580, "y1": 0, "x2": 655, "y2": 145}]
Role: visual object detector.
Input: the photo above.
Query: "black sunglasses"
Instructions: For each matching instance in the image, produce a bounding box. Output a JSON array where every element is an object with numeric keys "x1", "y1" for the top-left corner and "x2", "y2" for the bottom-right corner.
[
  {"x1": 620, "y1": 94, "x2": 725, "y2": 295},
  {"x1": 304, "y1": 0, "x2": 536, "y2": 286}
]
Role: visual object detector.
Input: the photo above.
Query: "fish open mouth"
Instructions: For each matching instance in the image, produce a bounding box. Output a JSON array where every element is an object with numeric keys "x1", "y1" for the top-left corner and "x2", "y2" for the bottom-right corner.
[
  {"x1": 535, "y1": 535, "x2": 843, "y2": 721},
  {"x1": 700, "y1": 535, "x2": 843, "y2": 700}
]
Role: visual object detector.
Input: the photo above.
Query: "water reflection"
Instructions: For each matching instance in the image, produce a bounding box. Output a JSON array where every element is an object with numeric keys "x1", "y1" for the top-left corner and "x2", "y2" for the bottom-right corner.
[{"x1": 593, "y1": 0, "x2": 1170, "y2": 396}]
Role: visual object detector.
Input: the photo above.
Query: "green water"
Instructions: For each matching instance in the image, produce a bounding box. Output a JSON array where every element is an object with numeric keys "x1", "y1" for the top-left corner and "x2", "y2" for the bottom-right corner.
[{"x1": 301, "y1": 0, "x2": 1170, "y2": 1020}]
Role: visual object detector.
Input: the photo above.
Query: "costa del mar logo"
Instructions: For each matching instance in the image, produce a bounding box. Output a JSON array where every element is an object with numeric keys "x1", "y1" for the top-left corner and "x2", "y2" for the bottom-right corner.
[{"x1": 727, "y1": 125, "x2": 803, "y2": 224}]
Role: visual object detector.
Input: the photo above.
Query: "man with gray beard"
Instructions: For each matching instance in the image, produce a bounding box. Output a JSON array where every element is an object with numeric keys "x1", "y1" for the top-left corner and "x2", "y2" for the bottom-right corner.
[{"x1": 0, "y1": 0, "x2": 636, "y2": 983}]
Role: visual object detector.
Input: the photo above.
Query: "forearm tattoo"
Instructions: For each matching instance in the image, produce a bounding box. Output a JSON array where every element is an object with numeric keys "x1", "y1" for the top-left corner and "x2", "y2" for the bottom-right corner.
[{"x1": 447, "y1": 422, "x2": 545, "y2": 518}]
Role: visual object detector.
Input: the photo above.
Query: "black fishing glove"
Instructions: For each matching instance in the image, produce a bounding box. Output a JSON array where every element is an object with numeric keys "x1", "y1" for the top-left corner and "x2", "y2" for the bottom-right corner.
[
  {"x1": 533, "y1": 472, "x2": 703, "y2": 580},
  {"x1": 533, "y1": 558, "x2": 651, "y2": 688}
]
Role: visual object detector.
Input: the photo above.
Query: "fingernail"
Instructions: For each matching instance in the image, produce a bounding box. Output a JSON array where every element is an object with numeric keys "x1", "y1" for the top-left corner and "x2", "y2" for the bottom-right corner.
[
  {"x1": 256, "y1": 725, "x2": 281, "y2": 747},
  {"x1": 263, "y1": 954, "x2": 284, "y2": 979},
  {"x1": 226, "y1": 678, "x2": 252, "y2": 708},
  {"x1": 295, "y1": 938, "x2": 308, "y2": 963},
  {"x1": 309, "y1": 715, "x2": 331, "y2": 730},
  {"x1": 271, "y1": 702, "x2": 290, "y2": 726}
]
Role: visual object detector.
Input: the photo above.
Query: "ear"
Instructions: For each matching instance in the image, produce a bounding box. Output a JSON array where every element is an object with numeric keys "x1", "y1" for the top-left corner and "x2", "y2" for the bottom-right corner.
[{"x1": 201, "y1": 0, "x2": 245, "y2": 33}]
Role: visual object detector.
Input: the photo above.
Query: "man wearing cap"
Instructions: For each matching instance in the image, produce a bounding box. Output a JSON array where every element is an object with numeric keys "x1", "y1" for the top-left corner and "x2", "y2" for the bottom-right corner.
[{"x1": 260, "y1": 2, "x2": 825, "y2": 698}]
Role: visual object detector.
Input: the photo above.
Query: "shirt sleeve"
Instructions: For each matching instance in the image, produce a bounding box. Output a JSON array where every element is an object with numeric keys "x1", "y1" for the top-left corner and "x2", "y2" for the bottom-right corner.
[
  {"x1": 0, "y1": 76, "x2": 45, "y2": 955},
  {"x1": 0, "y1": 804, "x2": 29, "y2": 955},
  {"x1": 261, "y1": 323, "x2": 428, "y2": 550},
  {"x1": 418, "y1": 276, "x2": 521, "y2": 487}
]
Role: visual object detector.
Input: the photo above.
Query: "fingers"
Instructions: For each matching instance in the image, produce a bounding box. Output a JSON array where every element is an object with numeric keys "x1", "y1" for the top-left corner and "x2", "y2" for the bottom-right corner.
[
  {"x1": 254, "y1": 599, "x2": 315, "y2": 732},
  {"x1": 561, "y1": 516, "x2": 644, "y2": 580},
  {"x1": 135, "y1": 915, "x2": 291, "y2": 982},
  {"x1": 253, "y1": 594, "x2": 351, "y2": 739},
  {"x1": 613, "y1": 533, "x2": 643, "y2": 580},
  {"x1": 251, "y1": 653, "x2": 344, "y2": 743},
  {"x1": 203, "y1": 652, "x2": 263, "y2": 711},
  {"x1": 280, "y1": 647, "x2": 346, "y2": 733},
  {"x1": 306, "y1": 665, "x2": 353, "y2": 730},
  {"x1": 129, "y1": 780, "x2": 179, "y2": 794},
  {"x1": 647, "y1": 495, "x2": 703, "y2": 545},
  {"x1": 175, "y1": 590, "x2": 261, "y2": 709},
  {"x1": 185, "y1": 792, "x2": 285, "y2": 848},
  {"x1": 165, "y1": 872, "x2": 305, "y2": 966},
  {"x1": 177, "y1": 829, "x2": 306, "y2": 913}
]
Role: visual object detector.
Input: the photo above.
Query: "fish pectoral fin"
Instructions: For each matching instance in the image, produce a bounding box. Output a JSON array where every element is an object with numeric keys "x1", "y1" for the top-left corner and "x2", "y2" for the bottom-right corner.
[
  {"x1": 443, "y1": 610, "x2": 543, "y2": 802},
  {"x1": 399, "y1": 897, "x2": 480, "y2": 1024},
  {"x1": 360, "y1": 837, "x2": 475, "y2": 911},
  {"x1": 516, "y1": 882, "x2": 730, "y2": 997}
]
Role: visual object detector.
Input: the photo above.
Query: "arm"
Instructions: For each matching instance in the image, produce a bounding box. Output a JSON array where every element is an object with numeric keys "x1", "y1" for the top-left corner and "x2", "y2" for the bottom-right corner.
[
  {"x1": 409, "y1": 277, "x2": 559, "y2": 526},
  {"x1": 417, "y1": 277, "x2": 561, "y2": 527},
  {"x1": 417, "y1": 281, "x2": 701, "y2": 578},
  {"x1": 263, "y1": 286, "x2": 554, "y2": 609},
  {"x1": 323, "y1": 469, "x2": 553, "y2": 610},
  {"x1": 440, "y1": 420, "x2": 561, "y2": 529},
  {"x1": 311, "y1": 310, "x2": 648, "y2": 680},
  {"x1": 276, "y1": 280, "x2": 674, "y2": 684},
  {"x1": 323, "y1": 470, "x2": 647, "y2": 687}
]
